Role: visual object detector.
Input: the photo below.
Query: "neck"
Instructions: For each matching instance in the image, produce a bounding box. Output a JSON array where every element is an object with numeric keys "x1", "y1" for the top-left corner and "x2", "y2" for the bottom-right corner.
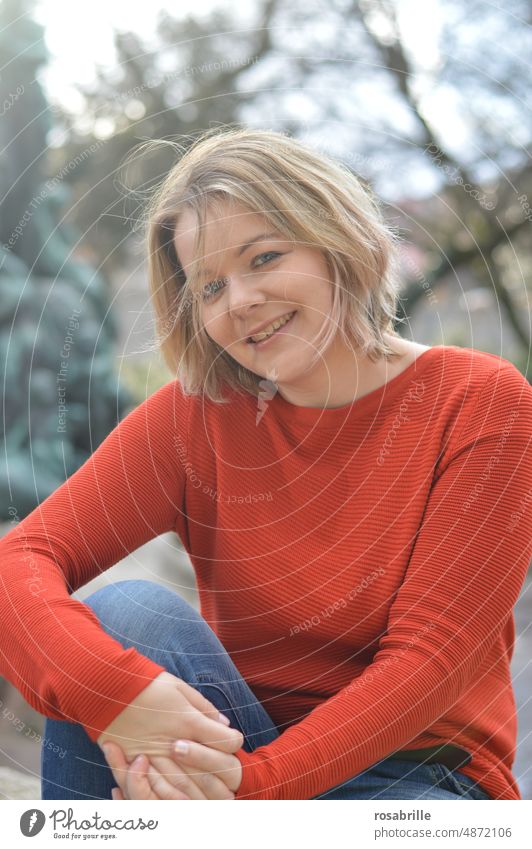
[{"x1": 273, "y1": 332, "x2": 407, "y2": 409}]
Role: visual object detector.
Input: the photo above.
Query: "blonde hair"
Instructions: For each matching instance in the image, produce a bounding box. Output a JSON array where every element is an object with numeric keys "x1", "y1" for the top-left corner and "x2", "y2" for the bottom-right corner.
[{"x1": 135, "y1": 125, "x2": 405, "y2": 403}]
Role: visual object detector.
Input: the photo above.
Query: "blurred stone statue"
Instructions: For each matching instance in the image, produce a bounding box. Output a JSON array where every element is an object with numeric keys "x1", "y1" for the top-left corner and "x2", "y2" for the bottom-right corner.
[{"x1": 0, "y1": 0, "x2": 131, "y2": 518}]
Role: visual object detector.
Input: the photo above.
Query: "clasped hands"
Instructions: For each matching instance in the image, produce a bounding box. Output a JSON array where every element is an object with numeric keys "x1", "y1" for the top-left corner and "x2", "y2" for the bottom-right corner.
[{"x1": 97, "y1": 671, "x2": 244, "y2": 800}]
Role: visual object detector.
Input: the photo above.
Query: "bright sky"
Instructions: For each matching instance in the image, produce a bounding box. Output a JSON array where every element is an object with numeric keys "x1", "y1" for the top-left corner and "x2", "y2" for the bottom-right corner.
[
  {"x1": 35, "y1": 0, "x2": 253, "y2": 111},
  {"x1": 32, "y1": 0, "x2": 459, "y2": 197},
  {"x1": 35, "y1": 0, "x2": 443, "y2": 112}
]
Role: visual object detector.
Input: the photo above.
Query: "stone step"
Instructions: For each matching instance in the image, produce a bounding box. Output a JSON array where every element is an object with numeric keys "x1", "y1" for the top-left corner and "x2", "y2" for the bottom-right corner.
[{"x1": 0, "y1": 766, "x2": 40, "y2": 799}]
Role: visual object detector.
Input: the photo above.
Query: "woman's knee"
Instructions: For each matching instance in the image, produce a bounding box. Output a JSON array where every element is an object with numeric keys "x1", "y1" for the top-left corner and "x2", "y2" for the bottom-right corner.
[
  {"x1": 83, "y1": 579, "x2": 192, "y2": 619},
  {"x1": 82, "y1": 579, "x2": 201, "y2": 649},
  {"x1": 82, "y1": 579, "x2": 225, "y2": 676}
]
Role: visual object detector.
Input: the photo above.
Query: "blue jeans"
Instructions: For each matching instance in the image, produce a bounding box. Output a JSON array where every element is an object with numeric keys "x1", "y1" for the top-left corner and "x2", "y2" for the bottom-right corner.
[{"x1": 41, "y1": 580, "x2": 491, "y2": 800}]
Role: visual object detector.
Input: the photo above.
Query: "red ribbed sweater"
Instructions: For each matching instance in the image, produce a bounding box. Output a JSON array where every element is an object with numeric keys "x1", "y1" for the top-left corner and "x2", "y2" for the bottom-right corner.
[{"x1": 1, "y1": 345, "x2": 531, "y2": 800}]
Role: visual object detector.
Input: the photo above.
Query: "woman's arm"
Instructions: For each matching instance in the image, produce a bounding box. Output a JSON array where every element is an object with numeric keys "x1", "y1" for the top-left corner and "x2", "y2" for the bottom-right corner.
[
  {"x1": 0, "y1": 379, "x2": 190, "y2": 741},
  {"x1": 231, "y1": 361, "x2": 532, "y2": 799}
]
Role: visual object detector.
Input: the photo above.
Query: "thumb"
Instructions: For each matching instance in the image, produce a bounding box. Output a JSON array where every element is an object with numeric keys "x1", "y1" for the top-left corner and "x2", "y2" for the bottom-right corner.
[{"x1": 100, "y1": 741, "x2": 131, "y2": 791}]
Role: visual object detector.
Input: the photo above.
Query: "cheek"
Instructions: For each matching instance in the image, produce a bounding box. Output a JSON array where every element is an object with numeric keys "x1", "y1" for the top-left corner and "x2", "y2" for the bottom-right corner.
[
  {"x1": 202, "y1": 311, "x2": 234, "y2": 345},
  {"x1": 293, "y1": 257, "x2": 333, "y2": 301},
  {"x1": 302, "y1": 278, "x2": 335, "y2": 319}
]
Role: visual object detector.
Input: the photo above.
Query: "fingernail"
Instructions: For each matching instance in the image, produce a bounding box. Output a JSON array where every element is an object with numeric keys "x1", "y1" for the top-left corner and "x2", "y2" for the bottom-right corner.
[
  {"x1": 218, "y1": 712, "x2": 231, "y2": 725},
  {"x1": 101, "y1": 743, "x2": 111, "y2": 757},
  {"x1": 132, "y1": 754, "x2": 144, "y2": 767},
  {"x1": 174, "y1": 739, "x2": 189, "y2": 754}
]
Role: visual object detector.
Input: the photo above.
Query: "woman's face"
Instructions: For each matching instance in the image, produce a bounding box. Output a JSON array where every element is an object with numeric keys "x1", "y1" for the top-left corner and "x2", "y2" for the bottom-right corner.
[{"x1": 173, "y1": 199, "x2": 336, "y2": 386}]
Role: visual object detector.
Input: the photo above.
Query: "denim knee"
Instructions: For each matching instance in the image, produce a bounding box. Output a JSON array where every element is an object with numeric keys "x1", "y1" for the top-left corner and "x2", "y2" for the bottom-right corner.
[
  {"x1": 81, "y1": 579, "x2": 225, "y2": 681},
  {"x1": 83, "y1": 579, "x2": 201, "y2": 629},
  {"x1": 84, "y1": 578, "x2": 187, "y2": 614}
]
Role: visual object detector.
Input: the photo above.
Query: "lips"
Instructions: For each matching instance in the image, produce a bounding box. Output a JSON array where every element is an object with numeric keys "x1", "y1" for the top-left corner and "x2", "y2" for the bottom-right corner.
[{"x1": 247, "y1": 311, "x2": 297, "y2": 344}]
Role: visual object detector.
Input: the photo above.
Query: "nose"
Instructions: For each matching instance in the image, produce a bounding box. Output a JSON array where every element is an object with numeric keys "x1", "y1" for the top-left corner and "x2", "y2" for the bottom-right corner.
[{"x1": 226, "y1": 272, "x2": 268, "y2": 319}]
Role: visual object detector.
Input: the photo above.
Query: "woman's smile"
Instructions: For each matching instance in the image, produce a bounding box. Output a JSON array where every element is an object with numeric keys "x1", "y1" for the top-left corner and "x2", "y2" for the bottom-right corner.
[{"x1": 246, "y1": 310, "x2": 297, "y2": 348}]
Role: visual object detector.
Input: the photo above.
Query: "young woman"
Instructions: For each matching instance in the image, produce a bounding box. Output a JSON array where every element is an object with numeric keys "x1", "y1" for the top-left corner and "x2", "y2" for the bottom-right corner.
[{"x1": 1, "y1": 127, "x2": 531, "y2": 801}]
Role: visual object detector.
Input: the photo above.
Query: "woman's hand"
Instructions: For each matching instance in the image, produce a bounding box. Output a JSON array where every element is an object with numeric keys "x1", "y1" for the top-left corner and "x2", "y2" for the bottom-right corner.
[
  {"x1": 172, "y1": 739, "x2": 242, "y2": 793},
  {"x1": 96, "y1": 671, "x2": 243, "y2": 763},
  {"x1": 107, "y1": 750, "x2": 190, "y2": 801},
  {"x1": 103, "y1": 739, "x2": 242, "y2": 800}
]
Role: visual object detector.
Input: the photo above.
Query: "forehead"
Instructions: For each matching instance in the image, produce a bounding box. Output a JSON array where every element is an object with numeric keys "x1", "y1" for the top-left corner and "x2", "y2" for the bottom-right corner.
[{"x1": 173, "y1": 201, "x2": 272, "y2": 275}]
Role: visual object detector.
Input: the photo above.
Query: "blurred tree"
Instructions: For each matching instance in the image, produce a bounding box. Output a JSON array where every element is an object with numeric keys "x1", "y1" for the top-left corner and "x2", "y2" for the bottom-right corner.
[
  {"x1": 352, "y1": 0, "x2": 531, "y2": 369},
  {"x1": 47, "y1": 0, "x2": 530, "y2": 373},
  {"x1": 45, "y1": 3, "x2": 279, "y2": 276}
]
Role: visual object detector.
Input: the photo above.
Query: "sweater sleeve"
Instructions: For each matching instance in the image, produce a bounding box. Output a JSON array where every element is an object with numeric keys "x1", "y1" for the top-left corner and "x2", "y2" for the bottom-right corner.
[
  {"x1": 0, "y1": 379, "x2": 189, "y2": 743},
  {"x1": 234, "y1": 360, "x2": 532, "y2": 799}
]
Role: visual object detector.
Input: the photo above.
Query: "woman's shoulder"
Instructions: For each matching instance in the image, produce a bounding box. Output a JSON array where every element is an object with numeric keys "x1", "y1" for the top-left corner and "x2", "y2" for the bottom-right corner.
[
  {"x1": 430, "y1": 345, "x2": 532, "y2": 453},
  {"x1": 422, "y1": 343, "x2": 528, "y2": 391},
  {"x1": 383, "y1": 340, "x2": 528, "y2": 412},
  {"x1": 384, "y1": 335, "x2": 521, "y2": 388}
]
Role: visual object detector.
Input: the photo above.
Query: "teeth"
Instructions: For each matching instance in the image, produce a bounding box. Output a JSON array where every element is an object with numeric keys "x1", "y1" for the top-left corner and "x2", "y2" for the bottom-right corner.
[{"x1": 249, "y1": 312, "x2": 294, "y2": 343}]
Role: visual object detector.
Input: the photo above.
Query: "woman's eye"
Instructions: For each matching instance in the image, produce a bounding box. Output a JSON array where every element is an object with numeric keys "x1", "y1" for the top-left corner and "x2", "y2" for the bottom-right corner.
[
  {"x1": 253, "y1": 251, "x2": 281, "y2": 267},
  {"x1": 201, "y1": 252, "x2": 281, "y2": 302}
]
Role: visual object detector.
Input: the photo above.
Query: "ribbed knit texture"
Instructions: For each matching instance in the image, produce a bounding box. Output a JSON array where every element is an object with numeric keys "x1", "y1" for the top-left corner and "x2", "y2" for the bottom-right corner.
[{"x1": 1, "y1": 345, "x2": 531, "y2": 801}]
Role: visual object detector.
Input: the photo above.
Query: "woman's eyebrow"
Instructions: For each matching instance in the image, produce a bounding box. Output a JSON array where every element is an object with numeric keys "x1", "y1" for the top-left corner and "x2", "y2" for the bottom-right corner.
[{"x1": 200, "y1": 231, "x2": 280, "y2": 276}]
